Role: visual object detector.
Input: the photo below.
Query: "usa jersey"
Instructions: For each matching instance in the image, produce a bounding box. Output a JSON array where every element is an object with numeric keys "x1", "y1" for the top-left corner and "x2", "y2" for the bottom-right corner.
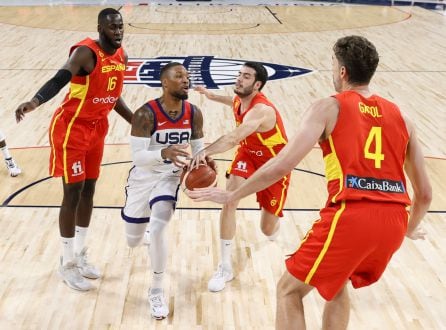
[
  {"x1": 233, "y1": 92, "x2": 287, "y2": 162},
  {"x1": 144, "y1": 98, "x2": 194, "y2": 173},
  {"x1": 320, "y1": 91, "x2": 411, "y2": 206},
  {"x1": 57, "y1": 38, "x2": 125, "y2": 121}
]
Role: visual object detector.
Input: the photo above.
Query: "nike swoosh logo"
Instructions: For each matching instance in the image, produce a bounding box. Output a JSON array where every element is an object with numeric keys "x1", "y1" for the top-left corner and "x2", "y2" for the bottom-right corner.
[{"x1": 159, "y1": 121, "x2": 167, "y2": 126}]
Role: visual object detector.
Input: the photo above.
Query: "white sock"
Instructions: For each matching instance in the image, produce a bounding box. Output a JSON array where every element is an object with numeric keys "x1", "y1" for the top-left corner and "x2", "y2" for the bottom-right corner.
[
  {"x1": 151, "y1": 272, "x2": 164, "y2": 293},
  {"x1": 267, "y1": 229, "x2": 280, "y2": 241},
  {"x1": 220, "y1": 239, "x2": 233, "y2": 270},
  {"x1": 1, "y1": 146, "x2": 11, "y2": 160},
  {"x1": 74, "y1": 226, "x2": 88, "y2": 255},
  {"x1": 61, "y1": 237, "x2": 74, "y2": 265}
]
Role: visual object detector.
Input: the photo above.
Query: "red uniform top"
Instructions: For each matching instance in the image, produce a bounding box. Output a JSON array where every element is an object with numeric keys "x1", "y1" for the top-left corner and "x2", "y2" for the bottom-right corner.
[
  {"x1": 57, "y1": 38, "x2": 126, "y2": 121},
  {"x1": 320, "y1": 91, "x2": 411, "y2": 206},
  {"x1": 233, "y1": 92, "x2": 287, "y2": 162}
]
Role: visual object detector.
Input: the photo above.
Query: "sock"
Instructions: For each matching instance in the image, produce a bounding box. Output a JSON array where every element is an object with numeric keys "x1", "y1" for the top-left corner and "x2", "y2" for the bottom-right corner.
[
  {"x1": 151, "y1": 272, "x2": 164, "y2": 293},
  {"x1": 61, "y1": 237, "x2": 74, "y2": 265},
  {"x1": 220, "y1": 239, "x2": 233, "y2": 269},
  {"x1": 1, "y1": 146, "x2": 11, "y2": 160},
  {"x1": 74, "y1": 225, "x2": 88, "y2": 255},
  {"x1": 267, "y1": 229, "x2": 280, "y2": 241}
]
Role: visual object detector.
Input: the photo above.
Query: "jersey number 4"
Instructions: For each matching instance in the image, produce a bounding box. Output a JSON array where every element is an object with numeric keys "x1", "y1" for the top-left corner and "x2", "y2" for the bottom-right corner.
[{"x1": 364, "y1": 126, "x2": 385, "y2": 169}]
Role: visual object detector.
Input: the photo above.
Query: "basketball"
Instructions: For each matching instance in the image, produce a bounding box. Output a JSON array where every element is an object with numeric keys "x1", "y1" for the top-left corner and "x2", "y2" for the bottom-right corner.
[{"x1": 180, "y1": 163, "x2": 217, "y2": 191}]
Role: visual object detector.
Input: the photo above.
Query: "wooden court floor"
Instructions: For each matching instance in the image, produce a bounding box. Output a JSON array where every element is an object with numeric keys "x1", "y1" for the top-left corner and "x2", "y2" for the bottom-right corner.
[{"x1": 0, "y1": 3, "x2": 445, "y2": 329}]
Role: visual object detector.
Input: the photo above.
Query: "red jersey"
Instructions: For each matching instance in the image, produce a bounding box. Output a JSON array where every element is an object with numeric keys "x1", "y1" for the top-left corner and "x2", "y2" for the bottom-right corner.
[
  {"x1": 320, "y1": 91, "x2": 411, "y2": 206},
  {"x1": 233, "y1": 92, "x2": 287, "y2": 162},
  {"x1": 57, "y1": 38, "x2": 125, "y2": 121}
]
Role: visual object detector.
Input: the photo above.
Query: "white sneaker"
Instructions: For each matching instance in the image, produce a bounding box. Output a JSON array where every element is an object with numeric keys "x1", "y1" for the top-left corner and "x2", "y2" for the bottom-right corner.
[
  {"x1": 58, "y1": 257, "x2": 94, "y2": 291},
  {"x1": 5, "y1": 158, "x2": 21, "y2": 177},
  {"x1": 143, "y1": 230, "x2": 150, "y2": 245},
  {"x1": 75, "y1": 247, "x2": 101, "y2": 279},
  {"x1": 149, "y1": 289, "x2": 169, "y2": 320},
  {"x1": 208, "y1": 264, "x2": 234, "y2": 292}
]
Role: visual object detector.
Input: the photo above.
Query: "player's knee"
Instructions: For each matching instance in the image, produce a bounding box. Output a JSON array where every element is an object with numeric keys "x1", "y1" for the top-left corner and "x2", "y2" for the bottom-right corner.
[{"x1": 149, "y1": 218, "x2": 168, "y2": 239}]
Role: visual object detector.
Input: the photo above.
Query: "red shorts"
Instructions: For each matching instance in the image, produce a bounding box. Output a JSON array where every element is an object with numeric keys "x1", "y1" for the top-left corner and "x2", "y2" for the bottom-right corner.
[
  {"x1": 228, "y1": 147, "x2": 290, "y2": 217},
  {"x1": 285, "y1": 201, "x2": 408, "y2": 301},
  {"x1": 49, "y1": 109, "x2": 108, "y2": 184}
]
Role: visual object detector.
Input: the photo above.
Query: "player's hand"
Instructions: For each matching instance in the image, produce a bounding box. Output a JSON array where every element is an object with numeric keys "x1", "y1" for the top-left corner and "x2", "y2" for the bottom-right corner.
[
  {"x1": 406, "y1": 226, "x2": 427, "y2": 240},
  {"x1": 162, "y1": 144, "x2": 190, "y2": 168},
  {"x1": 186, "y1": 186, "x2": 232, "y2": 204},
  {"x1": 205, "y1": 156, "x2": 217, "y2": 173},
  {"x1": 189, "y1": 150, "x2": 206, "y2": 170},
  {"x1": 194, "y1": 86, "x2": 214, "y2": 100},
  {"x1": 15, "y1": 99, "x2": 39, "y2": 123}
]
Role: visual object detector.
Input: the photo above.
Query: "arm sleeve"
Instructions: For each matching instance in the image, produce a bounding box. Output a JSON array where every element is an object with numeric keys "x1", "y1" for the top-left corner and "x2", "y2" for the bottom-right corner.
[
  {"x1": 33, "y1": 69, "x2": 72, "y2": 105},
  {"x1": 190, "y1": 138, "x2": 205, "y2": 156},
  {"x1": 130, "y1": 136, "x2": 164, "y2": 167}
]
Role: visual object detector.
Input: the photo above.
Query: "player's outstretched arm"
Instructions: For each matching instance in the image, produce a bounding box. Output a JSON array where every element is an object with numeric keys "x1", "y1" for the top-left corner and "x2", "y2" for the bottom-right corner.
[
  {"x1": 194, "y1": 86, "x2": 233, "y2": 106},
  {"x1": 15, "y1": 46, "x2": 93, "y2": 122},
  {"x1": 403, "y1": 117, "x2": 432, "y2": 240}
]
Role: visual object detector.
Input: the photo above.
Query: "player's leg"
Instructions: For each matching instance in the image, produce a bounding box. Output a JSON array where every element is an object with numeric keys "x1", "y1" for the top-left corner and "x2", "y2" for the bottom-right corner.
[
  {"x1": 148, "y1": 200, "x2": 174, "y2": 320},
  {"x1": 258, "y1": 174, "x2": 290, "y2": 241},
  {"x1": 260, "y1": 209, "x2": 280, "y2": 241},
  {"x1": 58, "y1": 179, "x2": 94, "y2": 291},
  {"x1": 74, "y1": 178, "x2": 101, "y2": 279},
  {"x1": 276, "y1": 270, "x2": 313, "y2": 330},
  {"x1": 322, "y1": 284, "x2": 350, "y2": 330},
  {"x1": 208, "y1": 174, "x2": 243, "y2": 292},
  {"x1": 0, "y1": 129, "x2": 21, "y2": 177}
]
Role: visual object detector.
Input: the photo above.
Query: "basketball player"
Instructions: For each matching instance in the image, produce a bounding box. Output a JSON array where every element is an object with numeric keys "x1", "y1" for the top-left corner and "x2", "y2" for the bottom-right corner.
[
  {"x1": 121, "y1": 62, "x2": 213, "y2": 320},
  {"x1": 15, "y1": 8, "x2": 132, "y2": 291},
  {"x1": 189, "y1": 36, "x2": 432, "y2": 329},
  {"x1": 191, "y1": 62, "x2": 290, "y2": 292},
  {"x1": 0, "y1": 129, "x2": 21, "y2": 177}
]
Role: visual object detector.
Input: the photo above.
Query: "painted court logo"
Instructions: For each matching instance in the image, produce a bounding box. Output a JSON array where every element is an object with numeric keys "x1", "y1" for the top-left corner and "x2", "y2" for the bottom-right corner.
[
  {"x1": 125, "y1": 56, "x2": 312, "y2": 89},
  {"x1": 346, "y1": 175, "x2": 405, "y2": 194}
]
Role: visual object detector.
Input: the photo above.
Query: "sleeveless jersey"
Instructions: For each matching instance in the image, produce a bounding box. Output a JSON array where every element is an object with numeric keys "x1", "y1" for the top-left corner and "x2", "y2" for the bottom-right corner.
[
  {"x1": 145, "y1": 98, "x2": 194, "y2": 173},
  {"x1": 320, "y1": 90, "x2": 411, "y2": 206},
  {"x1": 233, "y1": 92, "x2": 287, "y2": 161},
  {"x1": 57, "y1": 38, "x2": 125, "y2": 121}
]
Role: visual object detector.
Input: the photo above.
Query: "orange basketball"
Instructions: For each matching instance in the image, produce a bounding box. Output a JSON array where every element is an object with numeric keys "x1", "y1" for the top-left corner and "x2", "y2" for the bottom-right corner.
[{"x1": 181, "y1": 163, "x2": 217, "y2": 191}]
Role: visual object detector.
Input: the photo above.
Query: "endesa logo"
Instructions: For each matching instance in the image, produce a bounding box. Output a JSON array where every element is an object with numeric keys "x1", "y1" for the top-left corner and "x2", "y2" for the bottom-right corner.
[
  {"x1": 92, "y1": 96, "x2": 118, "y2": 104},
  {"x1": 125, "y1": 56, "x2": 313, "y2": 89}
]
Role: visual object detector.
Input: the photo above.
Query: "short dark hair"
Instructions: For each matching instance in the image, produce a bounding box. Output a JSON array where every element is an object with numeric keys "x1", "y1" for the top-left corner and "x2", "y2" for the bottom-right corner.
[
  {"x1": 333, "y1": 35, "x2": 379, "y2": 85},
  {"x1": 244, "y1": 62, "x2": 268, "y2": 91},
  {"x1": 98, "y1": 8, "x2": 121, "y2": 25},
  {"x1": 160, "y1": 62, "x2": 183, "y2": 80}
]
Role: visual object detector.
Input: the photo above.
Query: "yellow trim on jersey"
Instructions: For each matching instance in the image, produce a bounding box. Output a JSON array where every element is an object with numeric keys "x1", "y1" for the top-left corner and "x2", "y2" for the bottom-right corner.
[
  {"x1": 69, "y1": 83, "x2": 88, "y2": 99},
  {"x1": 274, "y1": 175, "x2": 288, "y2": 216},
  {"x1": 256, "y1": 124, "x2": 287, "y2": 156},
  {"x1": 323, "y1": 136, "x2": 344, "y2": 203},
  {"x1": 62, "y1": 77, "x2": 90, "y2": 182},
  {"x1": 304, "y1": 201, "x2": 346, "y2": 284},
  {"x1": 49, "y1": 109, "x2": 65, "y2": 176}
]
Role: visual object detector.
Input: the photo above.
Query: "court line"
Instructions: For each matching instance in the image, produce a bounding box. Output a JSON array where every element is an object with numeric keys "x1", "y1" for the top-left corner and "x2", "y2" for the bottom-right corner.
[{"x1": 1, "y1": 158, "x2": 444, "y2": 214}]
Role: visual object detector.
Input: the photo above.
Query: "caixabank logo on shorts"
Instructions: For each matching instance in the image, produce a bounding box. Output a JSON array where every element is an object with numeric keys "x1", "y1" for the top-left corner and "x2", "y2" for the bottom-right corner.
[
  {"x1": 346, "y1": 175, "x2": 406, "y2": 194},
  {"x1": 125, "y1": 56, "x2": 312, "y2": 89}
]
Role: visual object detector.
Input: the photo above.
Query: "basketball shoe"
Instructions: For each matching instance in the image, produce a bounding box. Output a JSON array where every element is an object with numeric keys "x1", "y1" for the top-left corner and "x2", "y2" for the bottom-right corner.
[
  {"x1": 208, "y1": 264, "x2": 234, "y2": 292},
  {"x1": 5, "y1": 157, "x2": 21, "y2": 177},
  {"x1": 149, "y1": 288, "x2": 169, "y2": 320},
  {"x1": 58, "y1": 257, "x2": 94, "y2": 291},
  {"x1": 75, "y1": 247, "x2": 101, "y2": 279}
]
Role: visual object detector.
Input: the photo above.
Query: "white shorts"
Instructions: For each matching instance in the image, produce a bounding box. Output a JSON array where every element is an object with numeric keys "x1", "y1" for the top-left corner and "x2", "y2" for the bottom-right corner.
[{"x1": 121, "y1": 167, "x2": 180, "y2": 224}]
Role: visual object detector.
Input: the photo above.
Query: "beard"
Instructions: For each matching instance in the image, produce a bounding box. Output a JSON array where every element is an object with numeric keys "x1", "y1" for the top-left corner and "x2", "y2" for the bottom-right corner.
[
  {"x1": 171, "y1": 91, "x2": 189, "y2": 100},
  {"x1": 234, "y1": 84, "x2": 254, "y2": 97}
]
